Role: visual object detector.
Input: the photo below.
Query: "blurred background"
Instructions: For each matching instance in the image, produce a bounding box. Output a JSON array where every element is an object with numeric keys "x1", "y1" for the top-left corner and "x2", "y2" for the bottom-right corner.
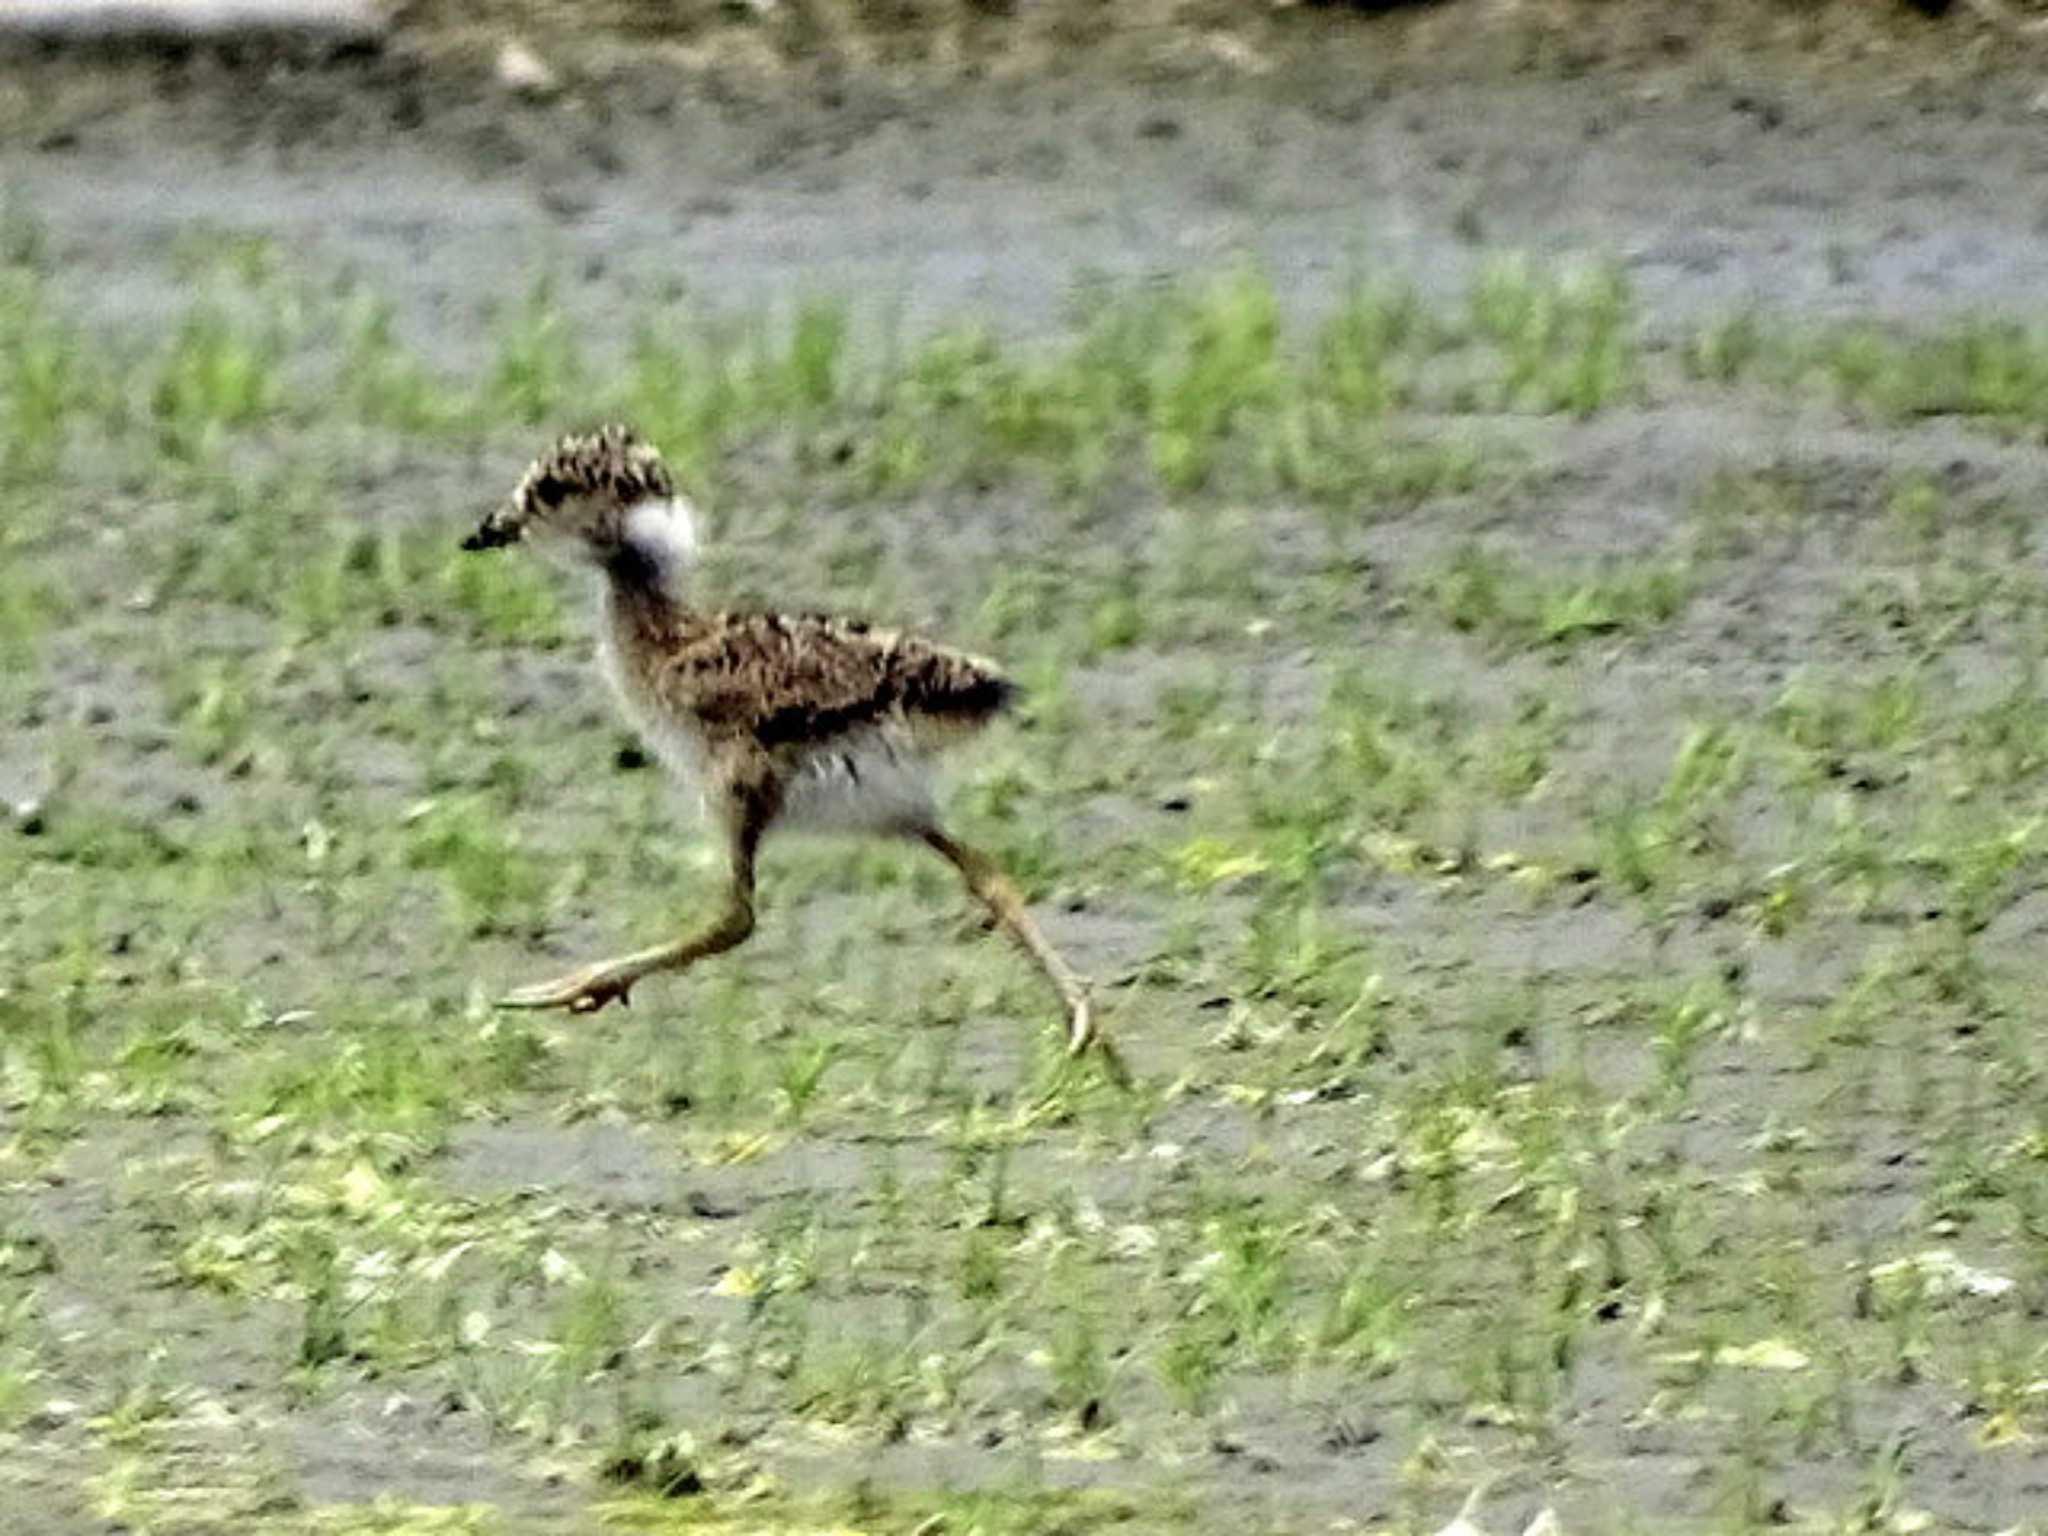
[{"x1": 4, "y1": 4, "x2": 2048, "y2": 1534}]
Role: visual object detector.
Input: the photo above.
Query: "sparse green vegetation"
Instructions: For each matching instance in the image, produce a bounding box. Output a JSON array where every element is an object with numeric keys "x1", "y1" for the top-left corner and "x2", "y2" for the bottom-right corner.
[{"x1": 2, "y1": 209, "x2": 2046, "y2": 1536}]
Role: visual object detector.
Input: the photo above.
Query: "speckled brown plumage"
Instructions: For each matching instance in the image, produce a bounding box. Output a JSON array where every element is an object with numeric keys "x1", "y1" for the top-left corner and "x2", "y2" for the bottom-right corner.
[
  {"x1": 612, "y1": 598, "x2": 1017, "y2": 752},
  {"x1": 459, "y1": 425, "x2": 1120, "y2": 1082}
]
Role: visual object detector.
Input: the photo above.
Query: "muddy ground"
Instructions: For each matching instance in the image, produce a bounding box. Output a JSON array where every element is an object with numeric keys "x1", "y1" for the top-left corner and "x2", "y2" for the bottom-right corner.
[
  {"x1": 6, "y1": 7, "x2": 2048, "y2": 1534},
  {"x1": 13, "y1": 6, "x2": 2048, "y2": 351}
]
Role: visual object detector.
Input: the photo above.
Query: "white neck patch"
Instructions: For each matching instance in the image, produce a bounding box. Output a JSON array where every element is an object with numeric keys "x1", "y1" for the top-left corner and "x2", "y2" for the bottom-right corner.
[{"x1": 622, "y1": 496, "x2": 699, "y2": 576}]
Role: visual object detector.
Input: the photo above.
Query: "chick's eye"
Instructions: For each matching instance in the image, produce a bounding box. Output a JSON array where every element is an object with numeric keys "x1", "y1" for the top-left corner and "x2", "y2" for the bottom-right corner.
[{"x1": 535, "y1": 475, "x2": 565, "y2": 509}]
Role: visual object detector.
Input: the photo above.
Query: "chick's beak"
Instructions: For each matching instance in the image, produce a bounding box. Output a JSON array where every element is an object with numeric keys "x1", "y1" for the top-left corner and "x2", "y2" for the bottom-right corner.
[{"x1": 461, "y1": 507, "x2": 521, "y2": 552}]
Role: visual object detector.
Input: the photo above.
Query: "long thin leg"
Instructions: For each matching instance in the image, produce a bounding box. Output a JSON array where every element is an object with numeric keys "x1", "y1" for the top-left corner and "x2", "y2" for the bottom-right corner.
[
  {"x1": 499, "y1": 809, "x2": 763, "y2": 1015},
  {"x1": 919, "y1": 826, "x2": 1117, "y2": 1073}
]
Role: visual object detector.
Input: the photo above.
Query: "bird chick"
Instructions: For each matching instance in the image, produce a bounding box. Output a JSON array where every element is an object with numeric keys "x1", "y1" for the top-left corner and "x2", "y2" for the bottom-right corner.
[{"x1": 461, "y1": 424, "x2": 1116, "y2": 1075}]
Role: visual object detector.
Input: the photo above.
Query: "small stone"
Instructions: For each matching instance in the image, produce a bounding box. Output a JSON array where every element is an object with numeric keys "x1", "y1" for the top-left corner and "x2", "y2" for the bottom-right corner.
[
  {"x1": 497, "y1": 40, "x2": 559, "y2": 99},
  {"x1": 26, "y1": 1398, "x2": 80, "y2": 1432}
]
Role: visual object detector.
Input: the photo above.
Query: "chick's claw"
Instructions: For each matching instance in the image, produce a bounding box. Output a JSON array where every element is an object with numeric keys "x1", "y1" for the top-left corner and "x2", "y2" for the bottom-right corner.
[{"x1": 499, "y1": 967, "x2": 638, "y2": 1014}]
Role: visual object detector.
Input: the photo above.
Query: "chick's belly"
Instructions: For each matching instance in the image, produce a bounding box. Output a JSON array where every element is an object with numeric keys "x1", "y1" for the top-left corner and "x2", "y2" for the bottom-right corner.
[{"x1": 779, "y1": 734, "x2": 938, "y2": 833}]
